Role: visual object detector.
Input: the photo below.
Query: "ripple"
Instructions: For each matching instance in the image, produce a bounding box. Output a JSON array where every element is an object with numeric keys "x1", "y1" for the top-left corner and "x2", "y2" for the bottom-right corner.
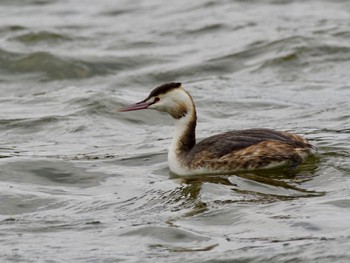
[
  {"x1": 172, "y1": 167, "x2": 323, "y2": 206},
  {"x1": 0, "y1": 0, "x2": 52, "y2": 6},
  {"x1": 100, "y1": 8, "x2": 134, "y2": 17},
  {"x1": 122, "y1": 226, "x2": 210, "y2": 242},
  {"x1": 184, "y1": 23, "x2": 228, "y2": 35},
  {"x1": 68, "y1": 93, "x2": 119, "y2": 117},
  {"x1": 10, "y1": 31, "x2": 72, "y2": 44},
  {"x1": 0, "y1": 116, "x2": 63, "y2": 132},
  {"x1": 0, "y1": 159, "x2": 108, "y2": 188},
  {"x1": 134, "y1": 36, "x2": 344, "y2": 82},
  {"x1": 0, "y1": 48, "x2": 156, "y2": 80},
  {"x1": 0, "y1": 0, "x2": 350, "y2": 262},
  {"x1": 121, "y1": 226, "x2": 218, "y2": 252},
  {"x1": 0, "y1": 25, "x2": 27, "y2": 33},
  {"x1": 0, "y1": 194, "x2": 59, "y2": 215},
  {"x1": 195, "y1": 36, "x2": 350, "y2": 77}
]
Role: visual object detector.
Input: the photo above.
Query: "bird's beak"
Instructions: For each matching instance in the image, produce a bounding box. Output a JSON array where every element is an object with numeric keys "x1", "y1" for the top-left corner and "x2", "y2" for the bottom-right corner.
[{"x1": 118, "y1": 101, "x2": 151, "y2": 112}]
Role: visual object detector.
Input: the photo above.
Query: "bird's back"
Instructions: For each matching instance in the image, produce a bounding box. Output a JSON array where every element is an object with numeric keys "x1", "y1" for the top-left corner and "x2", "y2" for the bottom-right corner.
[{"x1": 185, "y1": 128, "x2": 316, "y2": 173}]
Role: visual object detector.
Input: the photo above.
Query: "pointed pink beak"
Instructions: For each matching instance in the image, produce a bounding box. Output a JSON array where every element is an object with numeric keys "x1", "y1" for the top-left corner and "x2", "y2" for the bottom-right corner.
[{"x1": 118, "y1": 101, "x2": 151, "y2": 112}]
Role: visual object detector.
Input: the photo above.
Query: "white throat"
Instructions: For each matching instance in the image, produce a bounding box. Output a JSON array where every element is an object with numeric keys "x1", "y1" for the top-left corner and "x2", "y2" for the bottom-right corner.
[{"x1": 168, "y1": 109, "x2": 196, "y2": 175}]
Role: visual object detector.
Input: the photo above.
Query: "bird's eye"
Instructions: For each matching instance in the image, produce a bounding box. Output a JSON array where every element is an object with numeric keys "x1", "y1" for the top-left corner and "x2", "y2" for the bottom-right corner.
[{"x1": 153, "y1": 97, "x2": 160, "y2": 103}]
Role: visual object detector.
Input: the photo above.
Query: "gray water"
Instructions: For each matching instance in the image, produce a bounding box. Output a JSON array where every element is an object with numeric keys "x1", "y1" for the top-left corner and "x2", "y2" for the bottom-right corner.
[{"x1": 1, "y1": 0, "x2": 350, "y2": 262}]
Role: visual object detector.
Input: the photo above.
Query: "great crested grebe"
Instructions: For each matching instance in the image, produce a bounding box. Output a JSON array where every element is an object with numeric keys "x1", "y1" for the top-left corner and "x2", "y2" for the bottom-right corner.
[{"x1": 119, "y1": 82, "x2": 316, "y2": 176}]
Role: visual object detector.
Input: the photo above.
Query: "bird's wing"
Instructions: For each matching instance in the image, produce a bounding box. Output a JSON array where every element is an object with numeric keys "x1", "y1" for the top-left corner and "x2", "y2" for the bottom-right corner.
[{"x1": 191, "y1": 128, "x2": 307, "y2": 158}]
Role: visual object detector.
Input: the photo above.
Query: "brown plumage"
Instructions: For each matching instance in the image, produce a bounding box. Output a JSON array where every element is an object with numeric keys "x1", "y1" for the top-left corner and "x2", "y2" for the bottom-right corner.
[
  {"x1": 185, "y1": 129, "x2": 314, "y2": 172},
  {"x1": 119, "y1": 82, "x2": 317, "y2": 176}
]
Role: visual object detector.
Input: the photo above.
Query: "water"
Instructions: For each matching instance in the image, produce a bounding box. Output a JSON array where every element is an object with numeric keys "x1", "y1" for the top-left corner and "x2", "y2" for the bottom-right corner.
[{"x1": 1, "y1": 0, "x2": 350, "y2": 262}]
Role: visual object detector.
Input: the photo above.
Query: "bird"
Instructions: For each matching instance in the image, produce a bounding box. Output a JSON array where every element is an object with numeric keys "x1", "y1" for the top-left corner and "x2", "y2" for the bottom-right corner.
[{"x1": 118, "y1": 82, "x2": 317, "y2": 176}]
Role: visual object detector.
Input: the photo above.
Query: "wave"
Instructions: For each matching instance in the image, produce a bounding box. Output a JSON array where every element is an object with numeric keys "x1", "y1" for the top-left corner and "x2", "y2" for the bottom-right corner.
[
  {"x1": 0, "y1": 48, "x2": 155, "y2": 81},
  {"x1": 137, "y1": 35, "x2": 350, "y2": 83},
  {"x1": 10, "y1": 31, "x2": 72, "y2": 44}
]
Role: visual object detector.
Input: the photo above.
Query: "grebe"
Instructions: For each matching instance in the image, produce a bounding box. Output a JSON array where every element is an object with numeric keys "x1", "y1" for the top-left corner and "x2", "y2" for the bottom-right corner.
[{"x1": 119, "y1": 82, "x2": 316, "y2": 176}]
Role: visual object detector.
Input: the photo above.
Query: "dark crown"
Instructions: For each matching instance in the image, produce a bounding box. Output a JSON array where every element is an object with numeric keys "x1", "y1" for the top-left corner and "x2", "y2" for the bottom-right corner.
[{"x1": 146, "y1": 82, "x2": 182, "y2": 100}]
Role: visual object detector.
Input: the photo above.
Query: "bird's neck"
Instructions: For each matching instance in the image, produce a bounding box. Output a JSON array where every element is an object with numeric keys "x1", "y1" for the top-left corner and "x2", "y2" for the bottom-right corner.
[{"x1": 169, "y1": 107, "x2": 197, "y2": 156}]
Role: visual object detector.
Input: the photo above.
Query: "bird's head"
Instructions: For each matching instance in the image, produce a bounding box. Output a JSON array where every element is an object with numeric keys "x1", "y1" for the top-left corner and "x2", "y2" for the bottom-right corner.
[{"x1": 118, "y1": 82, "x2": 194, "y2": 119}]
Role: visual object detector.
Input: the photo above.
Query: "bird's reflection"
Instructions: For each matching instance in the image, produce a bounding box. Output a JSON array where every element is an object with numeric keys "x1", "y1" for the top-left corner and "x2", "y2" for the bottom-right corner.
[{"x1": 167, "y1": 157, "x2": 323, "y2": 218}]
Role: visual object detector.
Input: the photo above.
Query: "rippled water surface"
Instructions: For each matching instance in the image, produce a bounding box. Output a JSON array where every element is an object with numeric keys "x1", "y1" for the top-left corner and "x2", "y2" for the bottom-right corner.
[{"x1": 1, "y1": 0, "x2": 350, "y2": 262}]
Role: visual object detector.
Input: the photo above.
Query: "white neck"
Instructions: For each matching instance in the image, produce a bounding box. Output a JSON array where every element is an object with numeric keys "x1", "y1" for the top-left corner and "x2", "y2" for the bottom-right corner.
[{"x1": 168, "y1": 108, "x2": 196, "y2": 175}]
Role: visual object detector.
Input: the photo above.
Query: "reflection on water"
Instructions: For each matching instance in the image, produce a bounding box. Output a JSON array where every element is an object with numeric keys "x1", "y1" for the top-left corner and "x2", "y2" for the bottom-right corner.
[{"x1": 170, "y1": 165, "x2": 323, "y2": 217}]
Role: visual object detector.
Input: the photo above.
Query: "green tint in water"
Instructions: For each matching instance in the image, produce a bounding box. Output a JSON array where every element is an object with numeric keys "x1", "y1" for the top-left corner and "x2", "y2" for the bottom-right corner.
[{"x1": 11, "y1": 31, "x2": 71, "y2": 44}]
